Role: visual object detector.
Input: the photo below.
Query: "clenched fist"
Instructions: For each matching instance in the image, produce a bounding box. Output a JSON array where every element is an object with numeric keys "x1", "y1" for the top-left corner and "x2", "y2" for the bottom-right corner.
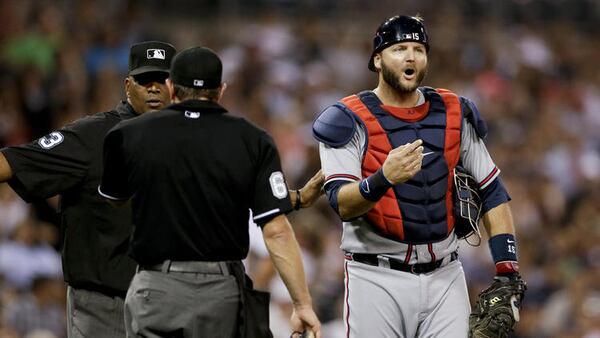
[{"x1": 381, "y1": 139, "x2": 424, "y2": 185}]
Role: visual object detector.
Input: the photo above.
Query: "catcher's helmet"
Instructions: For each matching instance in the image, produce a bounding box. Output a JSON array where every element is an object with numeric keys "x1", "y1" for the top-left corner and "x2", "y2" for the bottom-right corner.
[{"x1": 368, "y1": 15, "x2": 429, "y2": 71}]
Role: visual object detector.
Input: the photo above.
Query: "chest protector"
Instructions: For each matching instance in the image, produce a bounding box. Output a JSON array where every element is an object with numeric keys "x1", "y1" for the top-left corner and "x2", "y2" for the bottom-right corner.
[{"x1": 340, "y1": 88, "x2": 462, "y2": 244}]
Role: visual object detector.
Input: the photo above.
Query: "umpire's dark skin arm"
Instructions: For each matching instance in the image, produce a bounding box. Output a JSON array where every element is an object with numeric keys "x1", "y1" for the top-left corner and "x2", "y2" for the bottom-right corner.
[{"x1": 0, "y1": 153, "x2": 13, "y2": 182}]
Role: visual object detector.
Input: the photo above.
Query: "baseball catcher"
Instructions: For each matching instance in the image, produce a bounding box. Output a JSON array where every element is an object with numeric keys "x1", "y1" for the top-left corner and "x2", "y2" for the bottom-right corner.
[{"x1": 313, "y1": 13, "x2": 526, "y2": 338}]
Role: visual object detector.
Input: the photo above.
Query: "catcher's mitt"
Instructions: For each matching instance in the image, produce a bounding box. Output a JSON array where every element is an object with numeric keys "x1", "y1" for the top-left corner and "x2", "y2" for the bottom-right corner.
[{"x1": 469, "y1": 274, "x2": 526, "y2": 338}]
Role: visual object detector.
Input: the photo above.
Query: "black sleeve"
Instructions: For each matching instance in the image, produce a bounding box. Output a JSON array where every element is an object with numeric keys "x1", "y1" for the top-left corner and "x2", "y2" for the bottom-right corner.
[
  {"x1": 480, "y1": 177, "x2": 511, "y2": 214},
  {"x1": 324, "y1": 179, "x2": 352, "y2": 216},
  {"x1": 1, "y1": 127, "x2": 90, "y2": 202},
  {"x1": 251, "y1": 132, "x2": 293, "y2": 226},
  {"x1": 98, "y1": 127, "x2": 132, "y2": 200}
]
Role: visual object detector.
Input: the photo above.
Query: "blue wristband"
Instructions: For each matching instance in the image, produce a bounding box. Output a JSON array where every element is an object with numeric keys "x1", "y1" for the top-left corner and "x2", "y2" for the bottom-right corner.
[
  {"x1": 358, "y1": 168, "x2": 393, "y2": 202},
  {"x1": 489, "y1": 233, "x2": 518, "y2": 264}
]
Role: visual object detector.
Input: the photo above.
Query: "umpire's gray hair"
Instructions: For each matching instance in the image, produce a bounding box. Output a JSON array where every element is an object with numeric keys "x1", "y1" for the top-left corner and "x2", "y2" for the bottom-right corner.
[{"x1": 173, "y1": 84, "x2": 220, "y2": 101}]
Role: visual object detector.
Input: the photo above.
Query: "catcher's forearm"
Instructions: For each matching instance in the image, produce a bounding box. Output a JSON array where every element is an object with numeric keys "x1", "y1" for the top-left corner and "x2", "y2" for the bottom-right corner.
[
  {"x1": 470, "y1": 201, "x2": 527, "y2": 337},
  {"x1": 483, "y1": 203, "x2": 520, "y2": 275},
  {"x1": 262, "y1": 215, "x2": 312, "y2": 308},
  {"x1": 481, "y1": 202, "x2": 515, "y2": 236},
  {"x1": 336, "y1": 182, "x2": 377, "y2": 219}
]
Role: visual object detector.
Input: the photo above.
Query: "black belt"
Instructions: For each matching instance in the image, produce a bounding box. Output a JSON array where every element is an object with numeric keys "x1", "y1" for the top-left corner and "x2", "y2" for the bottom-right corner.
[
  {"x1": 347, "y1": 252, "x2": 458, "y2": 274},
  {"x1": 138, "y1": 260, "x2": 237, "y2": 275},
  {"x1": 72, "y1": 284, "x2": 127, "y2": 299}
]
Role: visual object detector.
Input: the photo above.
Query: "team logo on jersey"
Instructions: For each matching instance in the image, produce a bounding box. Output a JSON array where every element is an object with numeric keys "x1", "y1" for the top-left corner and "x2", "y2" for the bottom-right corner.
[
  {"x1": 38, "y1": 132, "x2": 64, "y2": 149},
  {"x1": 146, "y1": 49, "x2": 166, "y2": 60},
  {"x1": 184, "y1": 111, "x2": 201, "y2": 119},
  {"x1": 269, "y1": 171, "x2": 288, "y2": 199}
]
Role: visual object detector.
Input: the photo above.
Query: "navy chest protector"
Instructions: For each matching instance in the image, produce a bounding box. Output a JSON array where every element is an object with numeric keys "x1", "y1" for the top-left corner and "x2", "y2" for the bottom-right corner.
[{"x1": 339, "y1": 88, "x2": 463, "y2": 243}]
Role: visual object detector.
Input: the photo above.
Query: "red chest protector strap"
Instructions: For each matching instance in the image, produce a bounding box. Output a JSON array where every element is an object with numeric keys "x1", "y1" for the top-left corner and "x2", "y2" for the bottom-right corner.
[
  {"x1": 437, "y1": 88, "x2": 462, "y2": 234},
  {"x1": 339, "y1": 89, "x2": 462, "y2": 242},
  {"x1": 340, "y1": 94, "x2": 405, "y2": 239}
]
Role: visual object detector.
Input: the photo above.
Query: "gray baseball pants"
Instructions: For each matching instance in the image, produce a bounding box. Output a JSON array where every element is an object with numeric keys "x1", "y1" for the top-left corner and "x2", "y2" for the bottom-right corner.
[
  {"x1": 344, "y1": 258, "x2": 470, "y2": 338},
  {"x1": 67, "y1": 286, "x2": 126, "y2": 337},
  {"x1": 124, "y1": 261, "x2": 240, "y2": 338}
]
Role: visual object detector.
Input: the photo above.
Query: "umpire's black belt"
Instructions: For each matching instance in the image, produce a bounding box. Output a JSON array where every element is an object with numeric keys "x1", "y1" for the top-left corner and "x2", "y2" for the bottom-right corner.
[
  {"x1": 346, "y1": 252, "x2": 458, "y2": 274},
  {"x1": 138, "y1": 260, "x2": 235, "y2": 275}
]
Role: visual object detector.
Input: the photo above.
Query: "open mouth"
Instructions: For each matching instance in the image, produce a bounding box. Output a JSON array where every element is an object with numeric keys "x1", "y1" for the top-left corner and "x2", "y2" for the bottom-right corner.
[{"x1": 403, "y1": 68, "x2": 416, "y2": 80}]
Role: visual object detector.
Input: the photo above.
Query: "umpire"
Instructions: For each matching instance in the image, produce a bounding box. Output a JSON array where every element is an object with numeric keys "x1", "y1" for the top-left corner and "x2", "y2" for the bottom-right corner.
[
  {"x1": 0, "y1": 41, "x2": 176, "y2": 337},
  {"x1": 99, "y1": 46, "x2": 321, "y2": 338}
]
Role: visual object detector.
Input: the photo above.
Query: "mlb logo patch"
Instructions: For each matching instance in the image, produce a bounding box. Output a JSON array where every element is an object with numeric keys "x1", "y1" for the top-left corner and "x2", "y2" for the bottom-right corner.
[
  {"x1": 147, "y1": 49, "x2": 166, "y2": 60},
  {"x1": 401, "y1": 33, "x2": 420, "y2": 40},
  {"x1": 193, "y1": 79, "x2": 204, "y2": 87},
  {"x1": 184, "y1": 111, "x2": 201, "y2": 119}
]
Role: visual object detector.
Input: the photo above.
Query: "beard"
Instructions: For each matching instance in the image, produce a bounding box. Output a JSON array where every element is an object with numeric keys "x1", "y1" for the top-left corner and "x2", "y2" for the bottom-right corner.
[{"x1": 380, "y1": 59, "x2": 427, "y2": 94}]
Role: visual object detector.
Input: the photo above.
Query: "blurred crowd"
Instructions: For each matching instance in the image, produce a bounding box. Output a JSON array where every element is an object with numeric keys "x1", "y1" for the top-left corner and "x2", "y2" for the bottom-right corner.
[{"x1": 0, "y1": 0, "x2": 599, "y2": 337}]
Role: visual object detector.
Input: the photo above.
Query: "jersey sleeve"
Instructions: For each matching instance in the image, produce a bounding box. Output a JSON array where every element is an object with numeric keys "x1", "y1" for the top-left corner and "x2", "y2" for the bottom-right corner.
[
  {"x1": 251, "y1": 132, "x2": 293, "y2": 225},
  {"x1": 460, "y1": 119, "x2": 500, "y2": 189},
  {"x1": 1, "y1": 127, "x2": 91, "y2": 201},
  {"x1": 98, "y1": 127, "x2": 132, "y2": 200},
  {"x1": 320, "y1": 122, "x2": 365, "y2": 186}
]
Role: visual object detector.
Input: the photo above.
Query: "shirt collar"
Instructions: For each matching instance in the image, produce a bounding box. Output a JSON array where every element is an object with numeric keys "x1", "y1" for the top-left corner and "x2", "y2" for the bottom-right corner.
[
  {"x1": 115, "y1": 100, "x2": 138, "y2": 119},
  {"x1": 169, "y1": 99, "x2": 228, "y2": 114}
]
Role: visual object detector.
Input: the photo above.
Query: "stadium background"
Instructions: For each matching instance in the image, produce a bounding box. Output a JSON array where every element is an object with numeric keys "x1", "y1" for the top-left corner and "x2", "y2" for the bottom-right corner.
[{"x1": 0, "y1": 0, "x2": 599, "y2": 337}]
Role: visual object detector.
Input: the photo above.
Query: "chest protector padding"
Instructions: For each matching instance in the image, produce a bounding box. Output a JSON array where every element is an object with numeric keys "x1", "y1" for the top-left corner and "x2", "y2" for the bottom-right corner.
[{"x1": 340, "y1": 88, "x2": 462, "y2": 243}]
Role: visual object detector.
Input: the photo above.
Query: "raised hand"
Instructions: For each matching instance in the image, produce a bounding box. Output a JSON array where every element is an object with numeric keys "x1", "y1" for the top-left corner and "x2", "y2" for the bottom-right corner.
[{"x1": 381, "y1": 139, "x2": 424, "y2": 185}]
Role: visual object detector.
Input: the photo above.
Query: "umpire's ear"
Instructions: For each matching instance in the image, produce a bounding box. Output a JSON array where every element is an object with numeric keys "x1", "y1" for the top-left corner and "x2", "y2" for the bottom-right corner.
[
  {"x1": 124, "y1": 77, "x2": 132, "y2": 100},
  {"x1": 167, "y1": 78, "x2": 176, "y2": 101}
]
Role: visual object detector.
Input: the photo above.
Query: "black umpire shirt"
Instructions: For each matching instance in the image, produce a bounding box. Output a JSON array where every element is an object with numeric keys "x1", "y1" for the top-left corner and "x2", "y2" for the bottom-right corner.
[
  {"x1": 1, "y1": 101, "x2": 138, "y2": 296},
  {"x1": 99, "y1": 99, "x2": 292, "y2": 265}
]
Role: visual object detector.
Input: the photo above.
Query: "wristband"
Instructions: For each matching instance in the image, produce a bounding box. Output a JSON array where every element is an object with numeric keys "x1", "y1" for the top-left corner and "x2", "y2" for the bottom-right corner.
[
  {"x1": 294, "y1": 189, "x2": 301, "y2": 210},
  {"x1": 489, "y1": 233, "x2": 519, "y2": 274},
  {"x1": 358, "y1": 168, "x2": 393, "y2": 202}
]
